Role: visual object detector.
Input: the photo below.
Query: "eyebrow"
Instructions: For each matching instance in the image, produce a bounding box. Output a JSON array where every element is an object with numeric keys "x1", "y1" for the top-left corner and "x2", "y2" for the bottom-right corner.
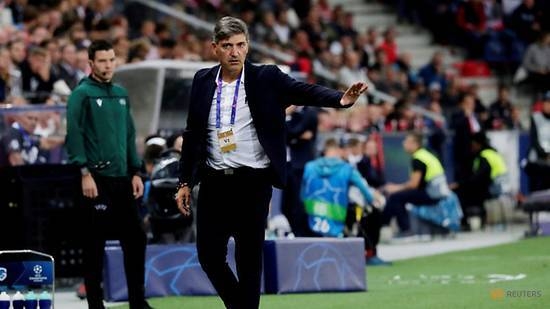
[{"x1": 221, "y1": 42, "x2": 247, "y2": 46}]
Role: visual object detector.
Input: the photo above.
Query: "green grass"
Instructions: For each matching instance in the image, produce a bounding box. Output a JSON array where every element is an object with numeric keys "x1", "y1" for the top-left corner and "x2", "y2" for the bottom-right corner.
[{"x1": 112, "y1": 237, "x2": 550, "y2": 309}]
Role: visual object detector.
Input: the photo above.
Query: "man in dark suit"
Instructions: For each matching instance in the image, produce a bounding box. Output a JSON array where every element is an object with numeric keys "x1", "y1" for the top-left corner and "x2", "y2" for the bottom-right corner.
[
  {"x1": 283, "y1": 105, "x2": 319, "y2": 236},
  {"x1": 174, "y1": 16, "x2": 367, "y2": 309}
]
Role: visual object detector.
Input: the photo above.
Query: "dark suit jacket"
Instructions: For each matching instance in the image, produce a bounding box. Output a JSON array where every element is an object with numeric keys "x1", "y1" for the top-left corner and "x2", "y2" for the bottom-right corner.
[
  {"x1": 286, "y1": 106, "x2": 319, "y2": 170},
  {"x1": 179, "y1": 61, "x2": 345, "y2": 188}
]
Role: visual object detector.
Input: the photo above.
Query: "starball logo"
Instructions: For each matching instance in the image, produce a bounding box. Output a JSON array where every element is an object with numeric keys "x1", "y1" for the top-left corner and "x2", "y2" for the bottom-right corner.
[
  {"x1": 29, "y1": 264, "x2": 48, "y2": 283},
  {"x1": 490, "y1": 288, "x2": 542, "y2": 300},
  {"x1": 0, "y1": 267, "x2": 6, "y2": 281}
]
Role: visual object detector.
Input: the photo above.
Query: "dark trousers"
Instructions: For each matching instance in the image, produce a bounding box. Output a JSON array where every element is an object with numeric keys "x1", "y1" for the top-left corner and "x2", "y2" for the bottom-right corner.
[
  {"x1": 282, "y1": 164, "x2": 313, "y2": 237},
  {"x1": 81, "y1": 175, "x2": 147, "y2": 309},
  {"x1": 524, "y1": 160, "x2": 550, "y2": 192},
  {"x1": 454, "y1": 184, "x2": 489, "y2": 227},
  {"x1": 361, "y1": 207, "x2": 383, "y2": 256},
  {"x1": 382, "y1": 189, "x2": 438, "y2": 232},
  {"x1": 197, "y1": 167, "x2": 272, "y2": 309}
]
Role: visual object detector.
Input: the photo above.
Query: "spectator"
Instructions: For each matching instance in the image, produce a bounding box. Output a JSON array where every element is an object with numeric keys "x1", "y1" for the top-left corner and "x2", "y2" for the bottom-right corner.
[
  {"x1": 0, "y1": 46, "x2": 22, "y2": 103},
  {"x1": 0, "y1": 110, "x2": 64, "y2": 167},
  {"x1": 273, "y1": 7, "x2": 292, "y2": 45},
  {"x1": 382, "y1": 132, "x2": 450, "y2": 236},
  {"x1": 378, "y1": 26, "x2": 398, "y2": 64},
  {"x1": 55, "y1": 42, "x2": 82, "y2": 89},
  {"x1": 521, "y1": 31, "x2": 550, "y2": 96},
  {"x1": 486, "y1": 84, "x2": 516, "y2": 130},
  {"x1": 254, "y1": 10, "x2": 279, "y2": 44},
  {"x1": 338, "y1": 50, "x2": 368, "y2": 105},
  {"x1": 361, "y1": 27, "x2": 380, "y2": 68},
  {"x1": 508, "y1": 0, "x2": 543, "y2": 45},
  {"x1": 7, "y1": 38, "x2": 26, "y2": 68},
  {"x1": 20, "y1": 46, "x2": 60, "y2": 104},
  {"x1": 524, "y1": 91, "x2": 550, "y2": 191},
  {"x1": 75, "y1": 46, "x2": 90, "y2": 76},
  {"x1": 428, "y1": 0, "x2": 457, "y2": 45},
  {"x1": 466, "y1": 82, "x2": 489, "y2": 122},
  {"x1": 456, "y1": 0, "x2": 487, "y2": 58},
  {"x1": 417, "y1": 51, "x2": 448, "y2": 92}
]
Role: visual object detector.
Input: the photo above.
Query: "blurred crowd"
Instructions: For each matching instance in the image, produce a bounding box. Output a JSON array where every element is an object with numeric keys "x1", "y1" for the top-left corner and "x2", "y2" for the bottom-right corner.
[
  {"x1": 0, "y1": 0, "x2": 548, "y2": 178},
  {"x1": 1, "y1": 0, "x2": 548, "y2": 130},
  {"x1": 1, "y1": 0, "x2": 550, "y2": 247}
]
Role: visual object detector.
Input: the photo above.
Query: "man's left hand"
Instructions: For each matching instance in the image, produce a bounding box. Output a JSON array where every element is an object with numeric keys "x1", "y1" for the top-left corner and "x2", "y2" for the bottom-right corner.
[
  {"x1": 132, "y1": 175, "x2": 144, "y2": 199},
  {"x1": 340, "y1": 82, "x2": 368, "y2": 106}
]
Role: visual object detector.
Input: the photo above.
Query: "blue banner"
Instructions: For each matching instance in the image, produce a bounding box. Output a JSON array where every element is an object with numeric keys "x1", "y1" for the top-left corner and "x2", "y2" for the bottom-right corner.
[
  {"x1": 0, "y1": 261, "x2": 54, "y2": 287},
  {"x1": 263, "y1": 238, "x2": 365, "y2": 294}
]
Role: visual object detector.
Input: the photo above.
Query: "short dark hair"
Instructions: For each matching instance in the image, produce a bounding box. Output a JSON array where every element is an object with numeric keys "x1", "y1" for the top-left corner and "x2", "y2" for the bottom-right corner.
[
  {"x1": 213, "y1": 16, "x2": 249, "y2": 43},
  {"x1": 406, "y1": 131, "x2": 424, "y2": 147},
  {"x1": 471, "y1": 131, "x2": 489, "y2": 147},
  {"x1": 346, "y1": 138, "x2": 361, "y2": 148},
  {"x1": 88, "y1": 40, "x2": 113, "y2": 60},
  {"x1": 324, "y1": 138, "x2": 340, "y2": 151}
]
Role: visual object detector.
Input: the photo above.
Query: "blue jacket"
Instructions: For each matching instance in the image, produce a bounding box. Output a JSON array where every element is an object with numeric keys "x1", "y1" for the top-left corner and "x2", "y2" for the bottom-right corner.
[{"x1": 301, "y1": 157, "x2": 374, "y2": 237}]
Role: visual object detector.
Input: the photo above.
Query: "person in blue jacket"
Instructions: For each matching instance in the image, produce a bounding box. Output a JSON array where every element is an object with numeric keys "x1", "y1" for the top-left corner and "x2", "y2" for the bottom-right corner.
[{"x1": 301, "y1": 138, "x2": 389, "y2": 265}]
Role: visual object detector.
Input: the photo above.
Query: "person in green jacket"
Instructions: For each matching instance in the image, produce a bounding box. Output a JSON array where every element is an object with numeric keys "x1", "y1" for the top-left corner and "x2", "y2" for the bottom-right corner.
[{"x1": 65, "y1": 40, "x2": 153, "y2": 309}]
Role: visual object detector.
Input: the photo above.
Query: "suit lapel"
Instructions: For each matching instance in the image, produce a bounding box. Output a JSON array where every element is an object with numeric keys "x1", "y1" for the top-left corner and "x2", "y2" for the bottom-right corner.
[
  {"x1": 197, "y1": 65, "x2": 219, "y2": 129},
  {"x1": 244, "y1": 61, "x2": 257, "y2": 117}
]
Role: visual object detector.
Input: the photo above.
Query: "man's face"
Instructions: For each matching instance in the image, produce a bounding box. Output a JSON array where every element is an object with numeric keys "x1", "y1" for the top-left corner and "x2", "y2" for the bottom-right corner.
[
  {"x1": 28, "y1": 53, "x2": 48, "y2": 73},
  {"x1": 62, "y1": 44, "x2": 77, "y2": 66},
  {"x1": 10, "y1": 41, "x2": 26, "y2": 63},
  {"x1": 402, "y1": 136, "x2": 417, "y2": 154},
  {"x1": 212, "y1": 33, "x2": 248, "y2": 76},
  {"x1": 17, "y1": 113, "x2": 39, "y2": 133},
  {"x1": 89, "y1": 49, "x2": 116, "y2": 82}
]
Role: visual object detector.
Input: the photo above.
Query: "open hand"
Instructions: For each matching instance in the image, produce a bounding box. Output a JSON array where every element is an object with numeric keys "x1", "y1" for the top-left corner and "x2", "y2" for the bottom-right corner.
[{"x1": 340, "y1": 82, "x2": 368, "y2": 106}]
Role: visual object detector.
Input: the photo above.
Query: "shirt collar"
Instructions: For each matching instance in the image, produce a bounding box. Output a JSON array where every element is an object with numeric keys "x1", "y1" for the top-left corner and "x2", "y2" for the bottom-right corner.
[{"x1": 215, "y1": 66, "x2": 245, "y2": 85}]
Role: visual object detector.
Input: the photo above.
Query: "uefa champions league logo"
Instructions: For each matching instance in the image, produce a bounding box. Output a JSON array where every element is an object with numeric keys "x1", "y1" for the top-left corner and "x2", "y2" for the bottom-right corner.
[
  {"x1": 33, "y1": 265, "x2": 43, "y2": 275},
  {"x1": 0, "y1": 267, "x2": 6, "y2": 281},
  {"x1": 29, "y1": 264, "x2": 47, "y2": 283}
]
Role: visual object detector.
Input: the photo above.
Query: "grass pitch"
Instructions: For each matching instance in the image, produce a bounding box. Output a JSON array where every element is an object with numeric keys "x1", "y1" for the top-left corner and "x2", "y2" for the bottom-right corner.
[{"x1": 112, "y1": 236, "x2": 550, "y2": 309}]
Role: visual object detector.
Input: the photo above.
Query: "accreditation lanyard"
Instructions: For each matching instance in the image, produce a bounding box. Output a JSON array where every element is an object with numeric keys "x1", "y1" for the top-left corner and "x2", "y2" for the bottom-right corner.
[{"x1": 215, "y1": 72, "x2": 242, "y2": 129}]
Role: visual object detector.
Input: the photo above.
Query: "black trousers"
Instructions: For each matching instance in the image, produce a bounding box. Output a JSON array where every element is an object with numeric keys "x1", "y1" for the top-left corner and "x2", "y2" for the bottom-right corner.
[
  {"x1": 197, "y1": 167, "x2": 272, "y2": 309},
  {"x1": 81, "y1": 175, "x2": 147, "y2": 309},
  {"x1": 282, "y1": 165, "x2": 313, "y2": 237},
  {"x1": 382, "y1": 189, "x2": 438, "y2": 232}
]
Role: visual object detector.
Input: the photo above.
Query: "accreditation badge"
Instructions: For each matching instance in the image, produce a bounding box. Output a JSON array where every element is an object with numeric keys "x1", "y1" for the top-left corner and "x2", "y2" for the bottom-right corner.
[{"x1": 218, "y1": 128, "x2": 237, "y2": 153}]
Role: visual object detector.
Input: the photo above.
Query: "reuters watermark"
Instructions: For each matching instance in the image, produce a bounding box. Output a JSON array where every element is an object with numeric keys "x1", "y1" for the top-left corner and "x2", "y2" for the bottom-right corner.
[{"x1": 490, "y1": 288, "x2": 543, "y2": 300}]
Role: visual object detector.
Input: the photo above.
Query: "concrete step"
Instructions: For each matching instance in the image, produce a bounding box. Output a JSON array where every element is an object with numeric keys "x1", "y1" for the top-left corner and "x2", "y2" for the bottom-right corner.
[
  {"x1": 353, "y1": 14, "x2": 397, "y2": 29},
  {"x1": 458, "y1": 76, "x2": 499, "y2": 105},
  {"x1": 395, "y1": 33, "x2": 432, "y2": 48},
  {"x1": 328, "y1": 0, "x2": 373, "y2": 6},
  {"x1": 403, "y1": 46, "x2": 441, "y2": 68},
  {"x1": 342, "y1": 3, "x2": 391, "y2": 14}
]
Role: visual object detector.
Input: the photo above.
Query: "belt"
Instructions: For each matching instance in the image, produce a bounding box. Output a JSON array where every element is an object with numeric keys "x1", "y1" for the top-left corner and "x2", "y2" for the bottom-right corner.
[{"x1": 204, "y1": 166, "x2": 268, "y2": 177}]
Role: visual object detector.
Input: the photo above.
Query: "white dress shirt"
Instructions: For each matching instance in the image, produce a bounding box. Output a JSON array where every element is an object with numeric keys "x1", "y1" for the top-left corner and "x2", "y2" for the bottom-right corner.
[{"x1": 206, "y1": 68, "x2": 271, "y2": 169}]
